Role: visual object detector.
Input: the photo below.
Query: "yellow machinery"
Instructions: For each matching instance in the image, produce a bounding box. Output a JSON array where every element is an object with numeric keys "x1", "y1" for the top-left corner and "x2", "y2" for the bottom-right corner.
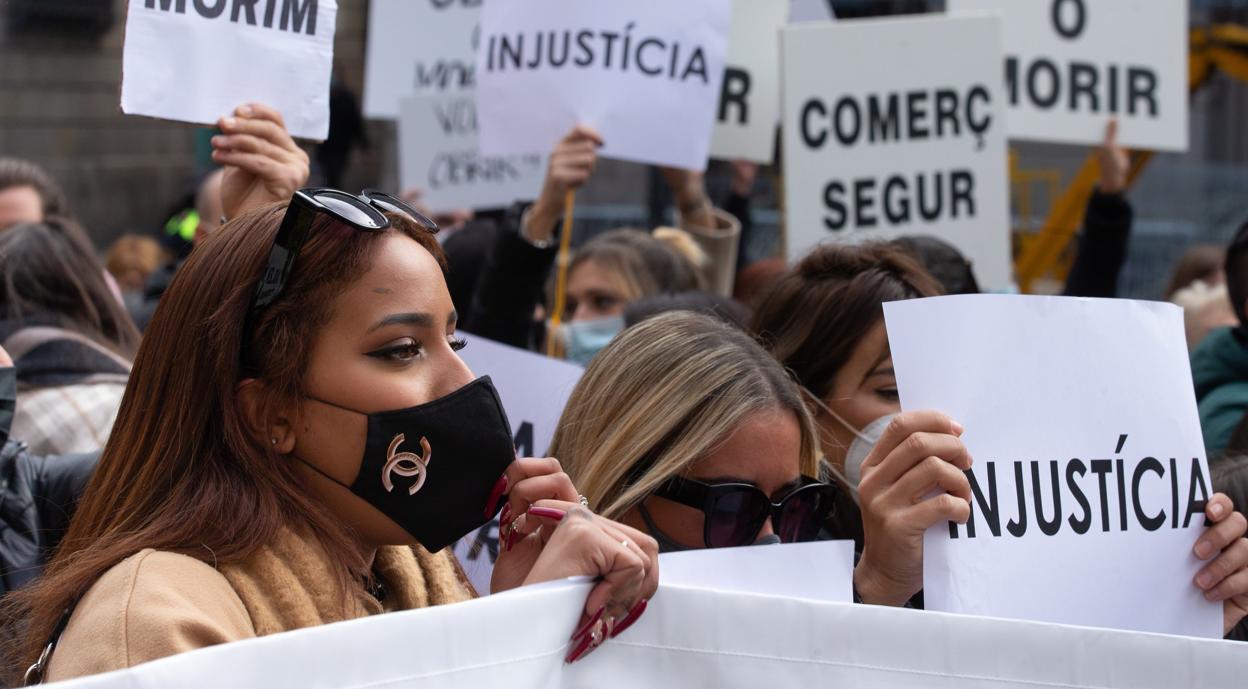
[{"x1": 1013, "y1": 23, "x2": 1248, "y2": 293}]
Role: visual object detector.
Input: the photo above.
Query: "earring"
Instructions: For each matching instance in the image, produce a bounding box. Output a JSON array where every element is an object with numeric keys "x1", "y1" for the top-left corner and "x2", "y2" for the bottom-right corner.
[{"x1": 270, "y1": 438, "x2": 278, "y2": 446}]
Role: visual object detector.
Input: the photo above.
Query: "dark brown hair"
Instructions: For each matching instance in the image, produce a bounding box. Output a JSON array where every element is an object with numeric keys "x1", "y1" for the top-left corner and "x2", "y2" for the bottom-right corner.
[
  {"x1": 751, "y1": 242, "x2": 943, "y2": 399},
  {"x1": 1165, "y1": 244, "x2": 1224, "y2": 300},
  {"x1": 0, "y1": 216, "x2": 140, "y2": 358},
  {"x1": 0, "y1": 157, "x2": 68, "y2": 221},
  {"x1": 2, "y1": 202, "x2": 444, "y2": 678}
]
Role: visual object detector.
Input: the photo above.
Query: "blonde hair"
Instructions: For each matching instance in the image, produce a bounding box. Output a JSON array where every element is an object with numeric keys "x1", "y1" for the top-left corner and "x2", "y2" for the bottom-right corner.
[
  {"x1": 554, "y1": 229, "x2": 705, "y2": 317},
  {"x1": 550, "y1": 311, "x2": 821, "y2": 521}
]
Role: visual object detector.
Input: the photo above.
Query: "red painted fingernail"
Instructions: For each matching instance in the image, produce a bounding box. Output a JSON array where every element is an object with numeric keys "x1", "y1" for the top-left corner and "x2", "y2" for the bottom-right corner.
[
  {"x1": 484, "y1": 474, "x2": 509, "y2": 519},
  {"x1": 566, "y1": 618, "x2": 607, "y2": 663},
  {"x1": 565, "y1": 632, "x2": 593, "y2": 663},
  {"x1": 610, "y1": 599, "x2": 647, "y2": 639},
  {"x1": 571, "y1": 606, "x2": 605, "y2": 641},
  {"x1": 528, "y1": 506, "x2": 566, "y2": 522},
  {"x1": 506, "y1": 527, "x2": 518, "y2": 552}
]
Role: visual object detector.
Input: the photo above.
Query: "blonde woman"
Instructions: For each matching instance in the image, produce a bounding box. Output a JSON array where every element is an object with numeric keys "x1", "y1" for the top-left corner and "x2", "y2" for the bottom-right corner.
[
  {"x1": 552, "y1": 312, "x2": 955, "y2": 610},
  {"x1": 551, "y1": 311, "x2": 843, "y2": 552}
]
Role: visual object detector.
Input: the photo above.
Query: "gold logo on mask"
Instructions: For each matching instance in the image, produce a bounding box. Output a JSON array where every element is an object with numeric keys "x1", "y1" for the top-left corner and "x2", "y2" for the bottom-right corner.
[{"x1": 381, "y1": 434, "x2": 431, "y2": 495}]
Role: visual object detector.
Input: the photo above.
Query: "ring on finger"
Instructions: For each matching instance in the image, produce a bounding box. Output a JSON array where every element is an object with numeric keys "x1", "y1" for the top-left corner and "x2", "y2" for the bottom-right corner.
[{"x1": 579, "y1": 495, "x2": 590, "y2": 510}]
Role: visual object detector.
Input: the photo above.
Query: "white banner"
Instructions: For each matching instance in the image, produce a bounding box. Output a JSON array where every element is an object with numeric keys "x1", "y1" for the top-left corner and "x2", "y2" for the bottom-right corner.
[
  {"x1": 452, "y1": 334, "x2": 583, "y2": 594},
  {"x1": 947, "y1": 0, "x2": 1189, "y2": 151},
  {"x1": 660, "y1": 541, "x2": 854, "y2": 602},
  {"x1": 475, "y1": 0, "x2": 734, "y2": 171},
  {"x1": 885, "y1": 295, "x2": 1221, "y2": 638},
  {"x1": 363, "y1": 0, "x2": 479, "y2": 119},
  {"x1": 121, "y1": 0, "x2": 337, "y2": 140},
  {"x1": 710, "y1": 0, "x2": 787, "y2": 164},
  {"x1": 781, "y1": 14, "x2": 1011, "y2": 289},
  {"x1": 398, "y1": 94, "x2": 545, "y2": 213},
  {"x1": 45, "y1": 581, "x2": 1248, "y2": 689}
]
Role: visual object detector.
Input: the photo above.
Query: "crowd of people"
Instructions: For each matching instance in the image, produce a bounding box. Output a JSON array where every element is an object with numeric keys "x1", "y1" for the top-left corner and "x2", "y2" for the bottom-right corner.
[{"x1": 0, "y1": 96, "x2": 1246, "y2": 686}]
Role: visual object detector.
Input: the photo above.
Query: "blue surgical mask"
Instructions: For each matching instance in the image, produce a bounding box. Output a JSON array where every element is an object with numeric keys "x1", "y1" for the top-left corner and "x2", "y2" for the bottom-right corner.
[{"x1": 561, "y1": 314, "x2": 625, "y2": 367}]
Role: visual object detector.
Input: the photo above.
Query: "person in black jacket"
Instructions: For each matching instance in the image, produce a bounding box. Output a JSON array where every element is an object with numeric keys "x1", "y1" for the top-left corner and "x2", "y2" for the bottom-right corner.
[
  {"x1": 1062, "y1": 120, "x2": 1134, "y2": 298},
  {"x1": 0, "y1": 346, "x2": 99, "y2": 596}
]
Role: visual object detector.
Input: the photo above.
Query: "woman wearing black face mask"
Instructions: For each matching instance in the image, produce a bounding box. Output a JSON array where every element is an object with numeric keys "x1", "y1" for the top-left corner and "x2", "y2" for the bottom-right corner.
[{"x1": 5, "y1": 188, "x2": 658, "y2": 684}]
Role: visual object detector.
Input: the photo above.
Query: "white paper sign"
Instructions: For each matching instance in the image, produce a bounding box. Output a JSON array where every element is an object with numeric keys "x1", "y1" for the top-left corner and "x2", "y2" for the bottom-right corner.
[
  {"x1": 475, "y1": 0, "x2": 734, "y2": 171},
  {"x1": 710, "y1": 0, "x2": 787, "y2": 164},
  {"x1": 44, "y1": 582, "x2": 1248, "y2": 689},
  {"x1": 399, "y1": 94, "x2": 545, "y2": 213},
  {"x1": 659, "y1": 541, "x2": 854, "y2": 602},
  {"x1": 363, "y1": 0, "x2": 479, "y2": 119},
  {"x1": 781, "y1": 15, "x2": 1012, "y2": 289},
  {"x1": 788, "y1": 0, "x2": 835, "y2": 23},
  {"x1": 884, "y1": 295, "x2": 1220, "y2": 638},
  {"x1": 121, "y1": 0, "x2": 337, "y2": 140},
  {"x1": 947, "y1": 0, "x2": 1188, "y2": 151},
  {"x1": 452, "y1": 333, "x2": 583, "y2": 594}
]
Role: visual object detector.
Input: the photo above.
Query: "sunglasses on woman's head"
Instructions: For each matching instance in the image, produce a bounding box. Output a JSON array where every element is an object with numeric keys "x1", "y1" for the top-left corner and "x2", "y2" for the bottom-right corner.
[
  {"x1": 653, "y1": 476, "x2": 837, "y2": 549},
  {"x1": 241, "y1": 188, "x2": 439, "y2": 358}
]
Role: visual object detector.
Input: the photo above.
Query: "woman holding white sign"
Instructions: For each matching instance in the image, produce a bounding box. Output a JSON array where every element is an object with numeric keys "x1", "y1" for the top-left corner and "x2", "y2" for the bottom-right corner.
[
  {"x1": 752, "y1": 242, "x2": 1248, "y2": 632},
  {"x1": 6, "y1": 189, "x2": 658, "y2": 682}
]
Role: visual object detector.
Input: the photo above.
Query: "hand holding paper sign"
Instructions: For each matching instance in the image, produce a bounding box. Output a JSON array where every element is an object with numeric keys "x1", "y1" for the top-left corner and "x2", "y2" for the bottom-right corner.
[
  {"x1": 854, "y1": 410, "x2": 973, "y2": 607},
  {"x1": 1191, "y1": 493, "x2": 1248, "y2": 634},
  {"x1": 525, "y1": 126, "x2": 603, "y2": 244},
  {"x1": 488, "y1": 457, "x2": 658, "y2": 663},
  {"x1": 211, "y1": 104, "x2": 310, "y2": 220}
]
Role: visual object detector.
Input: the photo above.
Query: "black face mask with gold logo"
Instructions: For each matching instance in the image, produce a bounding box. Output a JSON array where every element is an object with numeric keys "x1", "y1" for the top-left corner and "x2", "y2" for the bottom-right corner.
[{"x1": 299, "y1": 376, "x2": 515, "y2": 552}]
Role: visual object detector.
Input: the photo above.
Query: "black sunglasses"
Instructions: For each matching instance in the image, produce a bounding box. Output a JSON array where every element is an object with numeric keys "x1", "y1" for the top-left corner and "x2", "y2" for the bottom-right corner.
[
  {"x1": 241, "y1": 188, "x2": 438, "y2": 358},
  {"x1": 653, "y1": 476, "x2": 837, "y2": 548}
]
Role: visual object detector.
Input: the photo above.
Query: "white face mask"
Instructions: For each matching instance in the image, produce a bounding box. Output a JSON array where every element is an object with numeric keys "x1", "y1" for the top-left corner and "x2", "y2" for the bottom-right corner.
[{"x1": 801, "y1": 388, "x2": 897, "y2": 489}]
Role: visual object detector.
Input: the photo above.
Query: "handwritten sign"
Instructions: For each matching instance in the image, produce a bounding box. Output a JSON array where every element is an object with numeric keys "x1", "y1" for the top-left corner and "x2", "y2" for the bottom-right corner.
[
  {"x1": 399, "y1": 93, "x2": 545, "y2": 213},
  {"x1": 121, "y1": 0, "x2": 338, "y2": 140},
  {"x1": 475, "y1": 0, "x2": 733, "y2": 170},
  {"x1": 782, "y1": 14, "x2": 1011, "y2": 288},
  {"x1": 885, "y1": 295, "x2": 1220, "y2": 638},
  {"x1": 363, "y1": 0, "x2": 479, "y2": 119},
  {"x1": 947, "y1": 0, "x2": 1188, "y2": 151}
]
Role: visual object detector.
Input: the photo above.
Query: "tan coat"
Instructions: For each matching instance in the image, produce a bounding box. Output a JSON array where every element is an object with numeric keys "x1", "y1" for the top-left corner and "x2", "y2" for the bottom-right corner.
[{"x1": 45, "y1": 528, "x2": 472, "y2": 682}]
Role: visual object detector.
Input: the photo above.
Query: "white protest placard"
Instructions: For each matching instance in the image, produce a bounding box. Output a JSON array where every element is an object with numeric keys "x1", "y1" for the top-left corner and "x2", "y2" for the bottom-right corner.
[
  {"x1": 884, "y1": 295, "x2": 1220, "y2": 638},
  {"x1": 789, "y1": 0, "x2": 835, "y2": 23},
  {"x1": 781, "y1": 15, "x2": 1012, "y2": 289},
  {"x1": 363, "y1": 0, "x2": 479, "y2": 119},
  {"x1": 948, "y1": 0, "x2": 1188, "y2": 151},
  {"x1": 710, "y1": 0, "x2": 787, "y2": 164},
  {"x1": 399, "y1": 94, "x2": 545, "y2": 213},
  {"x1": 44, "y1": 581, "x2": 1248, "y2": 689},
  {"x1": 452, "y1": 333, "x2": 583, "y2": 594},
  {"x1": 659, "y1": 541, "x2": 854, "y2": 602},
  {"x1": 475, "y1": 0, "x2": 733, "y2": 171},
  {"x1": 121, "y1": 0, "x2": 337, "y2": 140}
]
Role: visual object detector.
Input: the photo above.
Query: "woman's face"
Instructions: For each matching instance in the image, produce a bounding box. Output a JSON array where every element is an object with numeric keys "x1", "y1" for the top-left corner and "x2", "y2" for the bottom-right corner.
[
  {"x1": 288, "y1": 234, "x2": 475, "y2": 548},
  {"x1": 630, "y1": 407, "x2": 803, "y2": 549},
  {"x1": 566, "y1": 258, "x2": 631, "y2": 322},
  {"x1": 816, "y1": 320, "x2": 900, "y2": 468}
]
